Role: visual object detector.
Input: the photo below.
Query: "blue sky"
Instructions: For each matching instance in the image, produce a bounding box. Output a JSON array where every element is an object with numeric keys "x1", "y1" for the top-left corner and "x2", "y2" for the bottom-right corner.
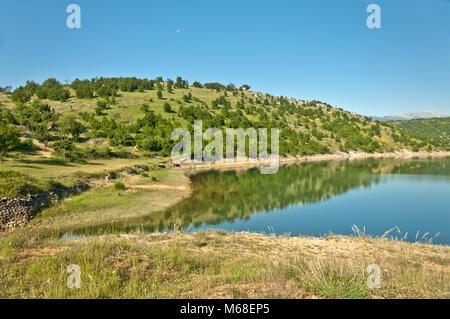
[{"x1": 0, "y1": 0, "x2": 449, "y2": 116}]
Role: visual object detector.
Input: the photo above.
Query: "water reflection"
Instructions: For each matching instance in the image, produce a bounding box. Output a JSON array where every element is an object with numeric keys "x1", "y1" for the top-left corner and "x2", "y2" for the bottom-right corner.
[{"x1": 63, "y1": 157, "x2": 450, "y2": 239}]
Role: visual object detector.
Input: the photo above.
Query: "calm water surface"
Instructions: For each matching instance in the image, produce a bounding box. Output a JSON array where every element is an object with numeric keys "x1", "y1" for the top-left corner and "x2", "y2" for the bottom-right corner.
[{"x1": 64, "y1": 157, "x2": 450, "y2": 245}]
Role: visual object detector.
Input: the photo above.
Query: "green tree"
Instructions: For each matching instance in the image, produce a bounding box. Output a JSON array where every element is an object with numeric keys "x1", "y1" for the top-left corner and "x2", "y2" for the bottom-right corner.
[
  {"x1": 52, "y1": 140, "x2": 77, "y2": 162},
  {"x1": 95, "y1": 100, "x2": 107, "y2": 116},
  {"x1": 167, "y1": 82, "x2": 173, "y2": 93},
  {"x1": 163, "y1": 103, "x2": 171, "y2": 113},
  {"x1": 60, "y1": 115, "x2": 84, "y2": 142},
  {"x1": 0, "y1": 124, "x2": 20, "y2": 161},
  {"x1": 34, "y1": 123, "x2": 51, "y2": 150},
  {"x1": 157, "y1": 90, "x2": 163, "y2": 99}
]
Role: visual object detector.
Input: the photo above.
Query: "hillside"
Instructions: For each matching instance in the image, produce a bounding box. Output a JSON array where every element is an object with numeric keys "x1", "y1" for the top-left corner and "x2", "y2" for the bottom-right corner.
[
  {"x1": 0, "y1": 77, "x2": 446, "y2": 164},
  {"x1": 371, "y1": 111, "x2": 449, "y2": 122},
  {"x1": 391, "y1": 117, "x2": 450, "y2": 147}
]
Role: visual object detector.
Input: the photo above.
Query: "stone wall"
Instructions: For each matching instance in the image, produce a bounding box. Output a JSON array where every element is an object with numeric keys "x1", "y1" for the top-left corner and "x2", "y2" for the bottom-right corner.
[
  {"x1": 0, "y1": 195, "x2": 49, "y2": 230},
  {"x1": 0, "y1": 183, "x2": 89, "y2": 231}
]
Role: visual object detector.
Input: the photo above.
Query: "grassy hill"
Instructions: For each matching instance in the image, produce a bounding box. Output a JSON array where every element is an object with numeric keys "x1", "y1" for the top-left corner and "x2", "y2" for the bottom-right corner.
[
  {"x1": 390, "y1": 117, "x2": 450, "y2": 147},
  {"x1": 0, "y1": 77, "x2": 447, "y2": 165}
]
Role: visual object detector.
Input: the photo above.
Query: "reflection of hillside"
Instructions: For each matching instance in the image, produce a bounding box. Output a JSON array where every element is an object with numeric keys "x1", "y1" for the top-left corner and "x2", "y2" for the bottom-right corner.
[
  {"x1": 388, "y1": 157, "x2": 450, "y2": 176},
  {"x1": 68, "y1": 157, "x2": 450, "y2": 235}
]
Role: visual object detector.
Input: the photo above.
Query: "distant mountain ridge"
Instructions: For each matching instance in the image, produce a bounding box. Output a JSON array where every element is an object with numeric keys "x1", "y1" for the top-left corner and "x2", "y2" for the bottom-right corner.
[{"x1": 371, "y1": 111, "x2": 449, "y2": 122}]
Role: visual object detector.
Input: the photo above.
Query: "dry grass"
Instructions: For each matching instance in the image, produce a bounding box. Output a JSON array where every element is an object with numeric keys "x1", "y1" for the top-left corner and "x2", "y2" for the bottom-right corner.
[{"x1": 0, "y1": 231, "x2": 448, "y2": 299}]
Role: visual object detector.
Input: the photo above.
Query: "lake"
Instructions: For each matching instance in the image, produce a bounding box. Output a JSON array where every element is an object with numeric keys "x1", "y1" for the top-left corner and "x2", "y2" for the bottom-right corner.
[{"x1": 64, "y1": 157, "x2": 450, "y2": 245}]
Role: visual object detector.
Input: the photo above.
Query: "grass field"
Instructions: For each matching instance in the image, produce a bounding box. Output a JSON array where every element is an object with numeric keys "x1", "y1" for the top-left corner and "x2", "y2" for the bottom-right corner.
[{"x1": 0, "y1": 230, "x2": 448, "y2": 299}]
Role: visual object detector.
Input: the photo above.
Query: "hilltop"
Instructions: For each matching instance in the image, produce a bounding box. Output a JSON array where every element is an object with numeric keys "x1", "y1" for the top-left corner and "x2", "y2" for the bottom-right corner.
[
  {"x1": 1, "y1": 77, "x2": 447, "y2": 164},
  {"x1": 390, "y1": 117, "x2": 450, "y2": 147}
]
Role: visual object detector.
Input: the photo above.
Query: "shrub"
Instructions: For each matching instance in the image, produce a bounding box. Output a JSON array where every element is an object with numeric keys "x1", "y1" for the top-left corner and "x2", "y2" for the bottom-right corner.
[
  {"x1": 52, "y1": 140, "x2": 83, "y2": 162},
  {"x1": 163, "y1": 103, "x2": 171, "y2": 113},
  {"x1": 0, "y1": 170, "x2": 43, "y2": 197},
  {"x1": 114, "y1": 182, "x2": 126, "y2": 190},
  {"x1": 0, "y1": 124, "x2": 21, "y2": 161},
  {"x1": 13, "y1": 138, "x2": 38, "y2": 153}
]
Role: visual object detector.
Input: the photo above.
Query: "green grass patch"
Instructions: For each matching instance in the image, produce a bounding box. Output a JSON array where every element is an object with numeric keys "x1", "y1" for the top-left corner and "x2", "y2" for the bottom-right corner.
[{"x1": 0, "y1": 170, "x2": 73, "y2": 198}]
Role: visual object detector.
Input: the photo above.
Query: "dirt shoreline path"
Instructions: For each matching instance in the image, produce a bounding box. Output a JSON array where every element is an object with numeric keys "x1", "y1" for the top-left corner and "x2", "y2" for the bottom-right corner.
[{"x1": 178, "y1": 150, "x2": 450, "y2": 173}]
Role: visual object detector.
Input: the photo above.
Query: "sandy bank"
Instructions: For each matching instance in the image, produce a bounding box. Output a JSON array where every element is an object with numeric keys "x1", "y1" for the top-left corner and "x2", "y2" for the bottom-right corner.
[{"x1": 178, "y1": 150, "x2": 450, "y2": 173}]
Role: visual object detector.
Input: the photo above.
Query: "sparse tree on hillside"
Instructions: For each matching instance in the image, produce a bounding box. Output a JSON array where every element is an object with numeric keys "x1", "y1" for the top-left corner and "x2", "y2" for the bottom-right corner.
[
  {"x1": 163, "y1": 103, "x2": 171, "y2": 113},
  {"x1": 34, "y1": 124, "x2": 51, "y2": 150},
  {"x1": 167, "y1": 81, "x2": 173, "y2": 94},
  {"x1": 60, "y1": 115, "x2": 84, "y2": 142},
  {"x1": 0, "y1": 124, "x2": 20, "y2": 161}
]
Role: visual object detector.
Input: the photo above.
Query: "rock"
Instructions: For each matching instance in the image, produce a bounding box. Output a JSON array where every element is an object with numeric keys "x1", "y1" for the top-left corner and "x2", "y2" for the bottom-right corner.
[
  {"x1": 127, "y1": 169, "x2": 138, "y2": 175},
  {"x1": 106, "y1": 173, "x2": 116, "y2": 180},
  {"x1": 0, "y1": 194, "x2": 49, "y2": 231},
  {"x1": 134, "y1": 165, "x2": 149, "y2": 172},
  {"x1": 0, "y1": 183, "x2": 89, "y2": 231}
]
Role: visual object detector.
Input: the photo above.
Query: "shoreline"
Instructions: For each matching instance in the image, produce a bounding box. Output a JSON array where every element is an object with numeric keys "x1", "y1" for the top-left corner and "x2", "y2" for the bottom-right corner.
[{"x1": 178, "y1": 150, "x2": 450, "y2": 173}]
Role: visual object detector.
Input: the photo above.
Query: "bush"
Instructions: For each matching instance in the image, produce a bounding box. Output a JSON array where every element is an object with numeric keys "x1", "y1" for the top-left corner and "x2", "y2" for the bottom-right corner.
[
  {"x1": 163, "y1": 103, "x2": 171, "y2": 113},
  {"x1": 114, "y1": 182, "x2": 126, "y2": 190},
  {"x1": 0, "y1": 170, "x2": 43, "y2": 197},
  {"x1": 13, "y1": 138, "x2": 38, "y2": 153},
  {"x1": 52, "y1": 140, "x2": 83, "y2": 162},
  {"x1": 0, "y1": 124, "x2": 21, "y2": 161}
]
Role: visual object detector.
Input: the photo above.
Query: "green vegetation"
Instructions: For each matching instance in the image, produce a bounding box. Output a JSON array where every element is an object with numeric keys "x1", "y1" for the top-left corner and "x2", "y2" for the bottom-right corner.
[
  {"x1": 0, "y1": 170, "x2": 70, "y2": 198},
  {"x1": 391, "y1": 117, "x2": 450, "y2": 147},
  {"x1": 0, "y1": 231, "x2": 448, "y2": 298},
  {"x1": 114, "y1": 182, "x2": 126, "y2": 190},
  {"x1": 0, "y1": 76, "x2": 444, "y2": 165},
  {"x1": 0, "y1": 123, "x2": 20, "y2": 161}
]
